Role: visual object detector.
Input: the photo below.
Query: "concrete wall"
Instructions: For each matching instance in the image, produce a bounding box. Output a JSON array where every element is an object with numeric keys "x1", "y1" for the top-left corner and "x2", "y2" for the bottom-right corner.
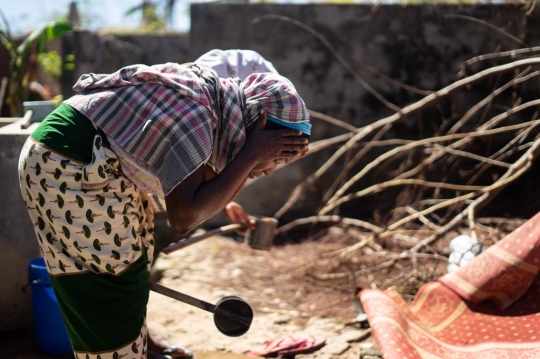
[
  {"x1": 0, "y1": 122, "x2": 41, "y2": 329},
  {"x1": 190, "y1": 4, "x2": 540, "y2": 133},
  {"x1": 62, "y1": 31, "x2": 147, "y2": 99},
  {"x1": 189, "y1": 3, "x2": 540, "y2": 219},
  {"x1": 115, "y1": 33, "x2": 190, "y2": 65},
  {"x1": 62, "y1": 31, "x2": 190, "y2": 100}
]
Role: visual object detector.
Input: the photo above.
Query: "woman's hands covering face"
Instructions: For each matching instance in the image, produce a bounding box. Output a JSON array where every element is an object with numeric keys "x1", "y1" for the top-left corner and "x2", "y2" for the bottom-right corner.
[{"x1": 244, "y1": 110, "x2": 309, "y2": 166}]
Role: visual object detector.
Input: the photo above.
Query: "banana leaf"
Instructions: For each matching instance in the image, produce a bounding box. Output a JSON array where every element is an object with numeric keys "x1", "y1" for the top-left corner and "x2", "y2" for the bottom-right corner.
[{"x1": 17, "y1": 21, "x2": 73, "y2": 55}]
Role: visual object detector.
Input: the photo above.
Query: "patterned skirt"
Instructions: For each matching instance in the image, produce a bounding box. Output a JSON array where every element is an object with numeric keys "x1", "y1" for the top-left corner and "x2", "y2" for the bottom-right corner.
[{"x1": 18, "y1": 132, "x2": 155, "y2": 359}]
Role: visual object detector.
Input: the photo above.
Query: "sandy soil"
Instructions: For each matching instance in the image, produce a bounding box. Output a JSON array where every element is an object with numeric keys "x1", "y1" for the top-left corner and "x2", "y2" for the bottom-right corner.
[
  {"x1": 146, "y1": 233, "x2": 381, "y2": 359},
  {"x1": 7, "y1": 220, "x2": 516, "y2": 359},
  {"x1": 5, "y1": 228, "x2": 391, "y2": 359}
]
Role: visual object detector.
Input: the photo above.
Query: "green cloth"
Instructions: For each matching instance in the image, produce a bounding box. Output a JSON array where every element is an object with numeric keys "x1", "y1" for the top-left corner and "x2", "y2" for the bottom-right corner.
[
  {"x1": 50, "y1": 250, "x2": 150, "y2": 352},
  {"x1": 31, "y1": 103, "x2": 96, "y2": 163}
]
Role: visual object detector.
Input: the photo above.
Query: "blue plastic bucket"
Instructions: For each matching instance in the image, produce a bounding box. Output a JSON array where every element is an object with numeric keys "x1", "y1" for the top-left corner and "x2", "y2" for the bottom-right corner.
[{"x1": 29, "y1": 257, "x2": 72, "y2": 355}]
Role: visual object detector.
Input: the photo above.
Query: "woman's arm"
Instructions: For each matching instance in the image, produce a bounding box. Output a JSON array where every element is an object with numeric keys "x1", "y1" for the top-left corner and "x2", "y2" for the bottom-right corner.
[
  {"x1": 204, "y1": 164, "x2": 248, "y2": 204},
  {"x1": 165, "y1": 111, "x2": 308, "y2": 234}
]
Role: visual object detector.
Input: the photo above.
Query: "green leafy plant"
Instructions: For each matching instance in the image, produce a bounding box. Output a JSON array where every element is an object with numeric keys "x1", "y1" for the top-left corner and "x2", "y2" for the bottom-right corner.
[
  {"x1": 125, "y1": 0, "x2": 177, "y2": 32},
  {"x1": 0, "y1": 9, "x2": 72, "y2": 116},
  {"x1": 37, "y1": 51, "x2": 62, "y2": 79}
]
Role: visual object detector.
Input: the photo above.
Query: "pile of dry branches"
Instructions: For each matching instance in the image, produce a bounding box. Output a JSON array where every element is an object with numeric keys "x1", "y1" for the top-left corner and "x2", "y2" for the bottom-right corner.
[{"x1": 260, "y1": 14, "x2": 540, "y2": 294}]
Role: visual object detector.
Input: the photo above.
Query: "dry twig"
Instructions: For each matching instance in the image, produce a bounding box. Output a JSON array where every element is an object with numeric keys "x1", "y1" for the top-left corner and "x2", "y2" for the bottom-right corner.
[
  {"x1": 275, "y1": 58, "x2": 540, "y2": 218},
  {"x1": 443, "y1": 14, "x2": 528, "y2": 47}
]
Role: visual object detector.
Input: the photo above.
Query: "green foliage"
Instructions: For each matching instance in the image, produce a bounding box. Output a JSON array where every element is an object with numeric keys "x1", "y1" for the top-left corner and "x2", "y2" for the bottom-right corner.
[
  {"x1": 18, "y1": 22, "x2": 72, "y2": 55},
  {"x1": 125, "y1": 0, "x2": 177, "y2": 32},
  {"x1": 0, "y1": 8, "x2": 72, "y2": 116},
  {"x1": 64, "y1": 53, "x2": 75, "y2": 71},
  {"x1": 37, "y1": 51, "x2": 62, "y2": 78}
]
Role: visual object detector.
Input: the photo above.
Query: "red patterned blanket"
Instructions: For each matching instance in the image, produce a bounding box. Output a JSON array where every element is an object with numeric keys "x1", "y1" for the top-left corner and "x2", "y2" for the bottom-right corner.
[{"x1": 360, "y1": 212, "x2": 540, "y2": 359}]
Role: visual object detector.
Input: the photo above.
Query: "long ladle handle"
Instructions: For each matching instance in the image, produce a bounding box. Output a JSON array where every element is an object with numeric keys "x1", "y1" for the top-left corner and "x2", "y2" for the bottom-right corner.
[
  {"x1": 150, "y1": 282, "x2": 252, "y2": 326},
  {"x1": 151, "y1": 282, "x2": 215, "y2": 312},
  {"x1": 162, "y1": 223, "x2": 251, "y2": 254}
]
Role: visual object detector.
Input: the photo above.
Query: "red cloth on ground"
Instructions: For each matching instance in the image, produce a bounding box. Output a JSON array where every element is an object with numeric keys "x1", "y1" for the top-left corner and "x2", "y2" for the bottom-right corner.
[{"x1": 360, "y1": 212, "x2": 540, "y2": 359}]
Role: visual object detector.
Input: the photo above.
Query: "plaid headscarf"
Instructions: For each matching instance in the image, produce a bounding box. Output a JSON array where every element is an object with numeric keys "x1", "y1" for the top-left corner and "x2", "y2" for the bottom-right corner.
[{"x1": 65, "y1": 63, "x2": 309, "y2": 195}]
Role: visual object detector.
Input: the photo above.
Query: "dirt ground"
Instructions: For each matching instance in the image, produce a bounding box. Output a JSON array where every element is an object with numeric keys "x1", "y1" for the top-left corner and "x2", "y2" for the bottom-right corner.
[
  {"x1": 3, "y1": 231, "x2": 379, "y2": 359},
  {"x1": 146, "y1": 232, "x2": 380, "y2": 359},
  {"x1": 144, "y1": 216, "x2": 519, "y2": 359},
  {"x1": 5, "y1": 217, "x2": 520, "y2": 359}
]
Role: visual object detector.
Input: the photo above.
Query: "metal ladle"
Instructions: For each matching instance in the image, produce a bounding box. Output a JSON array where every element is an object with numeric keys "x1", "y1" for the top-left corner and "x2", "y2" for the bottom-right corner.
[{"x1": 151, "y1": 282, "x2": 253, "y2": 337}]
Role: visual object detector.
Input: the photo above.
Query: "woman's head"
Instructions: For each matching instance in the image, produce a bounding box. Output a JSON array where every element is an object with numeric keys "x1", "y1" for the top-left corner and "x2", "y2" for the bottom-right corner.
[
  {"x1": 241, "y1": 72, "x2": 310, "y2": 130},
  {"x1": 240, "y1": 74, "x2": 310, "y2": 179},
  {"x1": 212, "y1": 71, "x2": 310, "y2": 175}
]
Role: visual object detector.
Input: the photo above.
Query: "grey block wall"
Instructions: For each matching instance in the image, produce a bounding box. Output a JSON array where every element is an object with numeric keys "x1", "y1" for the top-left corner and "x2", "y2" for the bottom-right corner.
[
  {"x1": 62, "y1": 31, "x2": 190, "y2": 100},
  {"x1": 0, "y1": 123, "x2": 41, "y2": 329},
  {"x1": 189, "y1": 4, "x2": 540, "y2": 220},
  {"x1": 115, "y1": 33, "x2": 190, "y2": 65},
  {"x1": 190, "y1": 4, "x2": 540, "y2": 134},
  {"x1": 62, "y1": 31, "x2": 147, "y2": 99}
]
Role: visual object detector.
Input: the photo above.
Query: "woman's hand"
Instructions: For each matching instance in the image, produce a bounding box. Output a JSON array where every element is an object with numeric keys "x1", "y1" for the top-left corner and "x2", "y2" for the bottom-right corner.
[
  {"x1": 243, "y1": 110, "x2": 309, "y2": 164},
  {"x1": 224, "y1": 202, "x2": 255, "y2": 235},
  {"x1": 165, "y1": 110, "x2": 308, "y2": 235}
]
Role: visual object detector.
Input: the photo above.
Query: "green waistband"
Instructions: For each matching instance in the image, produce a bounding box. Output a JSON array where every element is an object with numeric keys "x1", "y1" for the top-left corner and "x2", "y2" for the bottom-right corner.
[{"x1": 31, "y1": 103, "x2": 96, "y2": 163}]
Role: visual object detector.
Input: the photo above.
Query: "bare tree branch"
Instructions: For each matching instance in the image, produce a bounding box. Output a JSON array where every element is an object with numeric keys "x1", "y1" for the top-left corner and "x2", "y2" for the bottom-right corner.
[
  {"x1": 444, "y1": 14, "x2": 529, "y2": 47},
  {"x1": 321, "y1": 178, "x2": 486, "y2": 215},
  {"x1": 460, "y1": 47, "x2": 540, "y2": 68},
  {"x1": 406, "y1": 133, "x2": 540, "y2": 253},
  {"x1": 275, "y1": 215, "x2": 383, "y2": 235},
  {"x1": 274, "y1": 58, "x2": 540, "y2": 218},
  {"x1": 397, "y1": 98, "x2": 540, "y2": 180},
  {"x1": 324, "y1": 119, "x2": 540, "y2": 212},
  {"x1": 308, "y1": 109, "x2": 360, "y2": 133},
  {"x1": 447, "y1": 68, "x2": 538, "y2": 134}
]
